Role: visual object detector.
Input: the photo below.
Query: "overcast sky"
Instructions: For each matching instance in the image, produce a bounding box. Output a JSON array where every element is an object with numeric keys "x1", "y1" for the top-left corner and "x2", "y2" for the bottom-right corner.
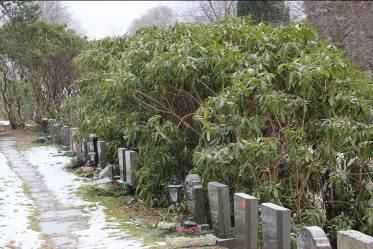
[{"x1": 62, "y1": 1, "x2": 190, "y2": 39}]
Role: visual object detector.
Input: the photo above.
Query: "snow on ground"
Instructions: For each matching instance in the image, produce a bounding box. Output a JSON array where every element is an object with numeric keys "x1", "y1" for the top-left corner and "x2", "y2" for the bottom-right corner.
[
  {"x1": 24, "y1": 146, "x2": 145, "y2": 249},
  {"x1": 0, "y1": 152, "x2": 42, "y2": 249},
  {"x1": 0, "y1": 120, "x2": 9, "y2": 126}
]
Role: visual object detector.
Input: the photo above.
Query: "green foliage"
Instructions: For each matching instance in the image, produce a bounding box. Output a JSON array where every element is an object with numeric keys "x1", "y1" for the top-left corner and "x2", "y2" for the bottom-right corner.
[
  {"x1": 65, "y1": 17, "x2": 372, "y2": 240},
  {"x1": 237, "y1": 0, "x2": 290, "y2": 24}
]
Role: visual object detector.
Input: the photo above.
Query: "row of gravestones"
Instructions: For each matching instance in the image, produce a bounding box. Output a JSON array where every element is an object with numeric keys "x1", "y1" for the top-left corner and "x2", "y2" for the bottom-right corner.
[
  {"x1": 185, "y1": 174, "x2": 372, "y2": 249},
  {"x1": 43, "y1": 120, "x2": 373, "y2": 249},
  {"x1": 44, "y1": 120, "x2": 139, "y2": 187}
]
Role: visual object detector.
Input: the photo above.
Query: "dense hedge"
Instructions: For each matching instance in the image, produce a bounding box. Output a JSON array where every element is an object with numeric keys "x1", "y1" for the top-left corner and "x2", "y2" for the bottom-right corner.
[{"x1": 62, "y1": 17, "x2": 372, "y2": 239}]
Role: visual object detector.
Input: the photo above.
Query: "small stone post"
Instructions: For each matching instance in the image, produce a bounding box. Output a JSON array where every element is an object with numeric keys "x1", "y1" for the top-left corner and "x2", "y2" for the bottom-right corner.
[
  {"x1": 118, "y1": 148, "x2": 127, "y2": 182},
  {"x1": 41, "y1": 118, "x2": 49, "y2": 134},
  {"x1": 207, "y1": 181, "x2": 231, "y2": 239},
  {"x1": 261, "y1": 203, "x2": 291, "y2": 249},
  {"x1": 97, "y1": 140, "x2": 107, "y2": 169},
  {"x1": 337, "y1": 230, "x2": 373, "y2": 249},
  {"x1": 297, "y1": 226, "x2": 332, "y2": 249},
  {"x1": 234, "y1": 193, "x2": 258, "y2": 249},
  {"x1": 125, "y1": 150, "x2": 138, "y2": 187}
]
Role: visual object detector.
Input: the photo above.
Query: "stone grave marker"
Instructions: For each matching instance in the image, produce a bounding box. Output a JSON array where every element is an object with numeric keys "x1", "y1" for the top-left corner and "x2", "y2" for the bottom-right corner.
[
  {"x1": 234, "y1": 193, "x2": 258, "y2": 249},
  {"x1": 61, "y1": 126, "x2": 71, "y2": 150},
  {"x1": 207, "y1": 181, "x2": 231, "y2": 239},
  {"x1": 118, "y1": 148, "x2": 127, "y2": 182},
  {"x1": 41, "y1": 118, "x2": 49, "y2": 134},
  {"x1": 97, "y1": 140, "x2": 107, "y2": 169},
  {"x1": 70, "y1": 128, "x2": 81, "y2": 153},
  {"x1": 337, "y1": 230, "x2": 373, "y2": 249},
  {"x1": 261, "y1": 203, "x2": 291, "y2": 249},
  {"x1": 125, "y1": 150, "x2": 138, "y2": 187},
  {"x1": 297, "y1": 226, "x2": 332, "y2": 249},
  {"x1": 185, "y1": 174, "x2": 205, "y2": 223},
  {"x1": 89, "y1": 133, "x2": 99, "y2": 167}
]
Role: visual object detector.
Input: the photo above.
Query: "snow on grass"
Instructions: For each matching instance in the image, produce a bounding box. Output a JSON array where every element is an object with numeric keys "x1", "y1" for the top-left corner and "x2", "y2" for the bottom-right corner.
[
  {"x1": 0, "y1": 120, "x2": 9, "y2": 126},
  {"x1": 24, "y1": 146, "x2": 145, "y2": 248},
  {"x1": 0, "y1": 152, "x2": 42, "y2": 249}
]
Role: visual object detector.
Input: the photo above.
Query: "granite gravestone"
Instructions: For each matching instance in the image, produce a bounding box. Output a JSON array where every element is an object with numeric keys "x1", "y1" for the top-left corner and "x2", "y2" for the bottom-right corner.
[
  {"x1": 337, "y1": 230, "x2": 373, "y2": 249},
  {"x1": 70, "y1": 128, "x2": 81, "y2": 153},
  {"x1": 118, "y1": 148, "x2": 127, "y2": 182},
  {"x1": 89, "y1": 133, "x2": 98, "y2": 167},
  {"x1": 185, "y1": 174, "x2": 205, "y2": 224},
  {"x1": 234, "y1": 193, "x2": 258, "y2": 249},
  {"x1": 261, "y1": 203, "x2": 291, "y2": 249},
  {"x1": 207, "y1": 181, "x2": 231, "y2": 239},
  {"x1": 125, "y1": 150, "x2": 138, "y2": 187},
  {"x1": 97, "y1": 140, "x2": 107, "y2": 169},
  {"x1": 297, "y1": 226, "x2": 332, "y2": 249}
]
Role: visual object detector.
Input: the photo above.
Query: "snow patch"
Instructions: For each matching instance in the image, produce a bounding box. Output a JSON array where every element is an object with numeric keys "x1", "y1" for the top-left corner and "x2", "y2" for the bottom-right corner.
[{"x1": 0, "y1": 152, "x2": 42, "y2": 249}]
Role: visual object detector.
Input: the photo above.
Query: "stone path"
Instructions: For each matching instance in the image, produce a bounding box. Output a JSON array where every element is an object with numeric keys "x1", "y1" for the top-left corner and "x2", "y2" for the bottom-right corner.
[{"x1": 0, "y1": 132, "x2": 145, "y2": 249}]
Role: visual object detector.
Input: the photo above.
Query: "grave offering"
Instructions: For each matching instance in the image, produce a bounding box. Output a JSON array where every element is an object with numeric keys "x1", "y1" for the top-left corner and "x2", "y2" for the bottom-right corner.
[
  {"x1": 234, "y1": 193, "x2": 258, "y2": 249},
  {"x1": 97, "y1": 140, "x2": 107, "y2": 169},
  {"x1": 118, "y1": 148, "x2": 127, "y2": 182},
  {"x1": 261, "y1": 203, "x2": 291, "y2": 249},
  {"x1": 207, "y1": 181, "x2": 231, "y2": 239},
  {"x1": 337, "y1": 230, "x2": 373, "y2": 249},
  {"x1": 185, "y1": 174, "x2": 205, "y2": 224},
  {"x1": 125, "y1": 150, "x2": 138, "y2": 187},
  {"x1": 297, "y1": 226, "x2": 331, "y2": 249}
]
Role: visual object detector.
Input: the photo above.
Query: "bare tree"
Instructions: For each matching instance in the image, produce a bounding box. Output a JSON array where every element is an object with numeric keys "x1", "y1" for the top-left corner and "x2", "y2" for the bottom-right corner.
[
  {"x1": 304, "y1": 1, "x2": 373, "y2": 70},
  {"x1": 128, "y1": 6, "x2": 177, "y2": 34},
  {"x1": 180, "y1": 1, "x2": 237, "y2": 24},
  {"x1": 37, "y1": 1, "x2": 82, "y2": 33}
]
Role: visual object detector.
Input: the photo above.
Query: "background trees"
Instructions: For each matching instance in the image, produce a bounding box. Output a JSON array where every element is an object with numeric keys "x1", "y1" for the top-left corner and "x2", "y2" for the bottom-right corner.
[
  {"x1": 303, "y1": 1, "x2": 373, "y2": 71},
  {"x1": 237, "y1": 0, "x2": 289, "y2": 24},
  {"x1": 0, "y1": 1, "x2": 84, "y2": 127}
]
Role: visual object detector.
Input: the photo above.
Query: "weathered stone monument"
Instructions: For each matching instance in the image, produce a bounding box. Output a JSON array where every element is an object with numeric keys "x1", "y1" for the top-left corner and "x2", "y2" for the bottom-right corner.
[
  {"x1": 61, "y1": 126, "x2": 71, "y2": 150},
  {"x1": 125, "y1": 150, "x2": 138, "y2": 187},
  {"x1": 261, "y1": 203, "x2": 291, "y2": 249},
  {"x1": 88, "y1": 133, "x2": 98, "y2": 167},
  {"x1": 184, "y1": 174, "x2": 205, "y2": 224},
  {"x1": 337, "y1": 230, "x2": 373, "y2": 249},
  {"x1": 97, "y1": 140, "x2": 107, "y2": 169},
  {"x1": 297, "y1": 226, "x2": 332, "y2": 249},
  {"x1": 207, "y1": 181, "x2": 231, "y2": 239},
  {"x1": 234, "y1": 193, "x2": 258, "y2": 249},
  {"x1": 118, "y1": 148, "x2": 127, "y2": 182},
  {"x1": 47, "y1": 119, "x2": 55, "y2": 139},
  {"x1": 70, "y1": 128, "x2": 81, "y2": 153},
  {"x1": 41, "y1": 118, "x2": 49, "y2": 134}
]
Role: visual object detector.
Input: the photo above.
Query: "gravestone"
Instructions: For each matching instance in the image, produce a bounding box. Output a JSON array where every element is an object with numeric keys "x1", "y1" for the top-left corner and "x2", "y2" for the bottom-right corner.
[
  {"x1": 234, "y1": 193, "x2": 258, "y2": 249},
  {"x1": 53, "y1": 123, "x2": 62, "y2": 143},
  {"x1": 47, "y1": 119, "x2": 55, "y2": 139},
  {"x1": 41, "y1": 118, "x2": 49, "y2": 134},
  {"x1": 61, "y1": 126, "x2": 71, "y2": 150},
  {"x1": 297, "y1": 226, "x2": 332, "y2": 249},
  {"x1": 337, "y1": 230, "x2": 373, "y2": 249},
  {"x1": 118, "y1": 148, "x2": 127, "y2": 182},
  {"x1": 70, "y1": 128, "x2": 81, "y2": 153},
  {"x1": 97, "y1": 140, "x2": 107, "y2": 169},
  {"x1": 261, "y1": 203, "x2": 291, "y2": 249},
  {"x1": 185, "y1": 174, "x2": 205, "y2": 223},
  {"x1": 89, "y1": 133, "x2": 98, "y2": 167},
  {"x1": 207, "y1": 181, "x2": 231, "y2": 239},
  {"x1": 125, "y1": 150, "x2": 138, "y2": 187}
]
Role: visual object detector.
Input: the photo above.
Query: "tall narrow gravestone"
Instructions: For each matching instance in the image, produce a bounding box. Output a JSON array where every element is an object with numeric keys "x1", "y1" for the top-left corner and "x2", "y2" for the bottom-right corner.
[
  {"x1": 185, "y1": 174, "x2": 205, "y2": 224},
  {"x1": 70, "y1": 128, "x2": 81, "y2": 153},
  {"x1": 207, "y1": 181, "x2": 231, "y2": 238},
  {"x1": 97, "y1": 140, "x2": 107, "y2": 169},
  {"x1": 234, "y1": 193, "x2": 258, "y2": 249},
  {"x1": 125, "y1": 150, "x2": 137, "y2": 187},
  {"x1": 337, "y1": 230, "x2": 373, "y2": 249},
  {"x1": 61, "y1": 126, "x2": 71, "y2": 150},
  {"x1": 261, "y1": 203, "x2": 291, "y2": 249},
  {"x1": 41, "y1": 118, "x2": 49, "y2": 134},
  {"x1": 118, "y1": 148, "x2": 127, "y2": 182},
  {"x1": 297, "y1": 226, "x2": 331, "y2": 249}
]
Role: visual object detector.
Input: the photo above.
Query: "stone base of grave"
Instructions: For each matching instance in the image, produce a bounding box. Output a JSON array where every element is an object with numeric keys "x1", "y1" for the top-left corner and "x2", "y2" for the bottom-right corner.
[
  {"x1": 166, "y1": 234, "x2": 217, "y2": 248},
  {"x1": 216, "y1": 238, "x2": 235, "y2": 249}
]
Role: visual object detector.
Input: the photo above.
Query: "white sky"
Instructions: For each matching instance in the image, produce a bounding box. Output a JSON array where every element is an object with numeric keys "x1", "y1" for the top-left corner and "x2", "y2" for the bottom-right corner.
[{"x1": 62, "y1": 1, "x2": 190, "y2": 39}]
